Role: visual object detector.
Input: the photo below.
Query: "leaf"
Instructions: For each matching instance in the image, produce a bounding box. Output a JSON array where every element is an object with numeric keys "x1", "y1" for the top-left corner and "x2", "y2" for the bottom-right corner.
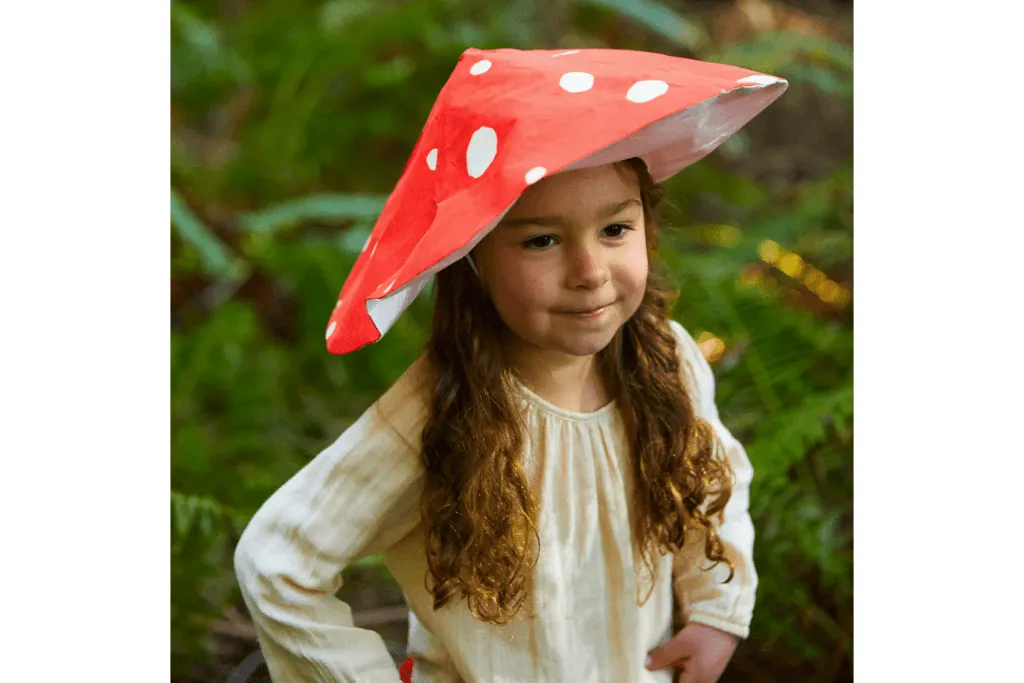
[
  {"x1": 748, "y1": 381, "x2": 854, "y2": 495},
  {"x1": 170, "y1": 2, "x2": 251, "y2": 86},
  {"x1": 363, "y1": 56, "x2": 418, "y2": 87},
  {"x1": 172, "y1": 491, "x2": 194, "y2": 541},
  {"x1": 572, "y1": 0, "x2": 709, "y2": 51},
  {"x1": 784, "y1": 62, "x2": 853, "y2": 99},
  {"x1": 354, "y1": 552, "x2": 388, "y2": 567},
  {"x1": 171, "y1": 490, "x2": 248, "y2": 546},
  {"x1": 239, "y1": 194, "x2": 388, "y2": 235},
  {"x1": 171, "y1": 188, "x2": 246, "y2": 278},
  {"x1": 319, "y1": 0, "x2": 380, "y2": 33}
]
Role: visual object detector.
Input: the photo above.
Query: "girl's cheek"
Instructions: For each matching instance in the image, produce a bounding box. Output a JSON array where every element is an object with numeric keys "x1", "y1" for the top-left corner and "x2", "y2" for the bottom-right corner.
[{"x1": 513, "y1": 263, "x2": 553, "y2": 297}]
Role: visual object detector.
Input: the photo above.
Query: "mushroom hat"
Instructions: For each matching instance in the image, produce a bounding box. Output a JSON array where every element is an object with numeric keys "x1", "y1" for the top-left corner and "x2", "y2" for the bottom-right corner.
[{"x1": 326, "y1": 46, "x2": 787, "y2": 354}]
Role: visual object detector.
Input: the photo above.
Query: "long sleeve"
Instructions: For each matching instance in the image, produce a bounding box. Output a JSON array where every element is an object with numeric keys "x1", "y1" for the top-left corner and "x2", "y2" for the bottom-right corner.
[
  {"x1": 669, "y1": 321, "x2": 758, "y2": 640},
  {"x1": 233, "y1": 361, "x2": 429, "y2": 682}
]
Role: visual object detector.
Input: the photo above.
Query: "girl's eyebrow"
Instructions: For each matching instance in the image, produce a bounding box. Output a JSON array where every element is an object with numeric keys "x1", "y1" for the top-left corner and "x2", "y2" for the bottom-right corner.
[{"x1": 499, "y1": 197, "x2": 641, "y2": 229}]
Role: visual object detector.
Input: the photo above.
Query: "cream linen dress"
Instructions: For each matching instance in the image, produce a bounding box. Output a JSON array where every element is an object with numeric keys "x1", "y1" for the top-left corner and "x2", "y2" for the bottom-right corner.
[{"x1": 234, "y1": 320, "x2": 757, "y2": 682}]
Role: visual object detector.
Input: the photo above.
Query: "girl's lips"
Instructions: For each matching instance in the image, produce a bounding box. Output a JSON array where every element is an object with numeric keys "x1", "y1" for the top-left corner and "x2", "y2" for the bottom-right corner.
[{"x1": 562, "y1": 304, "x2": 611, "y2": 320}]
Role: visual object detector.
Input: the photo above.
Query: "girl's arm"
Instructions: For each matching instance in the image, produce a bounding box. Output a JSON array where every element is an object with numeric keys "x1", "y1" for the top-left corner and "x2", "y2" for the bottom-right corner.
[
  {"x1": 669, "y1": 320, "x2": 758, "y2": 640},
  {"x1": 234, "y1": 380, "x2": 426, "y2": 682}
]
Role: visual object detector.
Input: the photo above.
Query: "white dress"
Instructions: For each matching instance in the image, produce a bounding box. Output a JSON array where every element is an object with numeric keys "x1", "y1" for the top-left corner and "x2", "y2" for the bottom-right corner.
[{"x1": 234, "y1": 321, "x2": 757, "y2": 682}]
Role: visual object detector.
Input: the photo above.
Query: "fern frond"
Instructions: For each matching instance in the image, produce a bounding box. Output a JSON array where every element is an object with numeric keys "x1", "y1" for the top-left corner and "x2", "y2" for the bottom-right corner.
[
  {"x1": 171, "y1": 490, "x2": 247, "y2": 548},
  {"x1": 748, "y1": 381, "x2": 853, "y2": 500}
]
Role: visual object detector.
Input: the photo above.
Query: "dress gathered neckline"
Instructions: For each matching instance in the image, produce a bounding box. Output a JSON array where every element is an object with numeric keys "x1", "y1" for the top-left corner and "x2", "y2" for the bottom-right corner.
[{"x1": 512, "y1": 376, "x2": 618, "y2": 422}]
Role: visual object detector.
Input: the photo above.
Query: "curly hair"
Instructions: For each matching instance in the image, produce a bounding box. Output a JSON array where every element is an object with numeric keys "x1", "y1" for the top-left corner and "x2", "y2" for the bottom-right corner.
[{"x1": 418, "y1": 157, "x2": 734, "y2": 625}]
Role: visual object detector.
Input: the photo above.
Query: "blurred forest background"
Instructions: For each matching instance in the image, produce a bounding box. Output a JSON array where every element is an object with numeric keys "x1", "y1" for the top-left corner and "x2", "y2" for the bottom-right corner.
[{"x1": 171, "y1": 0, "x2": 853, "y2": 681}]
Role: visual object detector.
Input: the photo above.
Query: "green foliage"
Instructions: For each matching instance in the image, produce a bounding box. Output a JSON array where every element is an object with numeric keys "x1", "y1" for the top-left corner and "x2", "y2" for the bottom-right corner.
[
  {"x1": 573, "y1": 0, "x2": 710, "y2": 51},
  {"x1": 171, "y1": 491, "x2": 246, "y2": 672},
  {"x1": 171, "y1": 1, "x2": 852, "y2": 680},
  {"x1": 171, "y1": 189, "x2": 245, "y2": 278},
  {"x1": 706, "y1": 31, "x2": 853, "y2": 99},
  {"x1": 239, "y1": 194, "x2": 388, "y2": 235}
]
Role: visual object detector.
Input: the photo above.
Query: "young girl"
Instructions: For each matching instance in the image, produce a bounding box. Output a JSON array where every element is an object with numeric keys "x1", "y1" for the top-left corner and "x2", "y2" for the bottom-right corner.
[{"x1": 234, "y1": 47, "x2": 786, "y2": 683}]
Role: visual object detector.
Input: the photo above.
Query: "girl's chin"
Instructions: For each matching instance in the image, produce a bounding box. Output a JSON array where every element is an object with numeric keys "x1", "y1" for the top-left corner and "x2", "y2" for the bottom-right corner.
[
  {"x1": 500, "y1": 313, "x2": 623, "y2": 358},
  {"x1": 549, "y1": 329, "x2": 619, "y2": 357}
]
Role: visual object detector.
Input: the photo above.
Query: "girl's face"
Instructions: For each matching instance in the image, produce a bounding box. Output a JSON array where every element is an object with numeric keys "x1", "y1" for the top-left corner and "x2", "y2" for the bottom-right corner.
[{"x1": 472, "y1": 163, "x2": 649, "y2": 362}]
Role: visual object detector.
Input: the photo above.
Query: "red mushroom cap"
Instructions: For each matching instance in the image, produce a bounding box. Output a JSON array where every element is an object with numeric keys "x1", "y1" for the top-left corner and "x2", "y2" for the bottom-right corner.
[{"x1": 326, "y1": 47, "x2": 786, "y2": 354}]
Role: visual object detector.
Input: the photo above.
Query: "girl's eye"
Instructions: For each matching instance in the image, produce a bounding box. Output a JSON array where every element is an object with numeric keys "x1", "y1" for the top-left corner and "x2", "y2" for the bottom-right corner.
[
  {"x1": 603, "y1": 223, "x2": 633, "y2": 238},
  {"x1": 523, "y1": 235, "x2": 557, "y2": 250}
]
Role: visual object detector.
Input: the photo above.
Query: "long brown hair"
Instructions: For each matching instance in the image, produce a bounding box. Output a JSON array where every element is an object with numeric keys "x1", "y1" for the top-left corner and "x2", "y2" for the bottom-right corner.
[{"x1": 419, "y1": 157, "x2": 734, "y2": 624}]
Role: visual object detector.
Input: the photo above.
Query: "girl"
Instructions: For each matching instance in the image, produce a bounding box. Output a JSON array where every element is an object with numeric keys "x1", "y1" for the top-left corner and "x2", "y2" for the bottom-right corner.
[{"x1": 234, "y1": 47, "x2": 786, "y2": 683}]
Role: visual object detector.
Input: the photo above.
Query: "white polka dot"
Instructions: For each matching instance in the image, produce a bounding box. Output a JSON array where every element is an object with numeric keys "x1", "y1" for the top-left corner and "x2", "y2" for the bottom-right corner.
[
  {"x1": 470, "y1": 59, "x2": 491, "y2": 75},
  {"x1": 335, "y1": 300, "x2": 341, "y2": 308},
  {"x1": 325, "y1": 321, "x2": 337, "y2": 340},
  {"x1": 559, "y1": 72, "x2": 594, "y2": 93},
  {"x1": 626, "y1": 80, "x2": 669, "y2": 103},
  {"x1": 426, "y1": 148, "x2": 438, "y2": 170},
  {"x1": 466, "y1": 127, "x2": 497, "y2": 179},
  {"x1": 525, "y1": 167, "x2": 547, "y2": 184},
  {"x1": 737, "y1": 75, "x2": 782, "y2": 86}
]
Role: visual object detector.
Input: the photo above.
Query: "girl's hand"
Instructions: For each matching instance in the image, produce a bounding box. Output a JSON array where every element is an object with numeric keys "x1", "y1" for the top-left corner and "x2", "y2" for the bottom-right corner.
[{"x1": 644, "y1": 623, "x2": 739, "y2": 683}]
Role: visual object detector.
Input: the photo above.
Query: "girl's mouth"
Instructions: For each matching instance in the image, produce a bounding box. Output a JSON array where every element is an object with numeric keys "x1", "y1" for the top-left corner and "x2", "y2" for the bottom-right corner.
[{"x1": 561, "y1": 304, "x2": 611, "y2": 320}]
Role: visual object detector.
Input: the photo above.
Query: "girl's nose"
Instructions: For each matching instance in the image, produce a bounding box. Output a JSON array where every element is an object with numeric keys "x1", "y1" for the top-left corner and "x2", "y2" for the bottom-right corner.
[{"x1": 566, "y1": 245, "x2": 610, "y2": 290}]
